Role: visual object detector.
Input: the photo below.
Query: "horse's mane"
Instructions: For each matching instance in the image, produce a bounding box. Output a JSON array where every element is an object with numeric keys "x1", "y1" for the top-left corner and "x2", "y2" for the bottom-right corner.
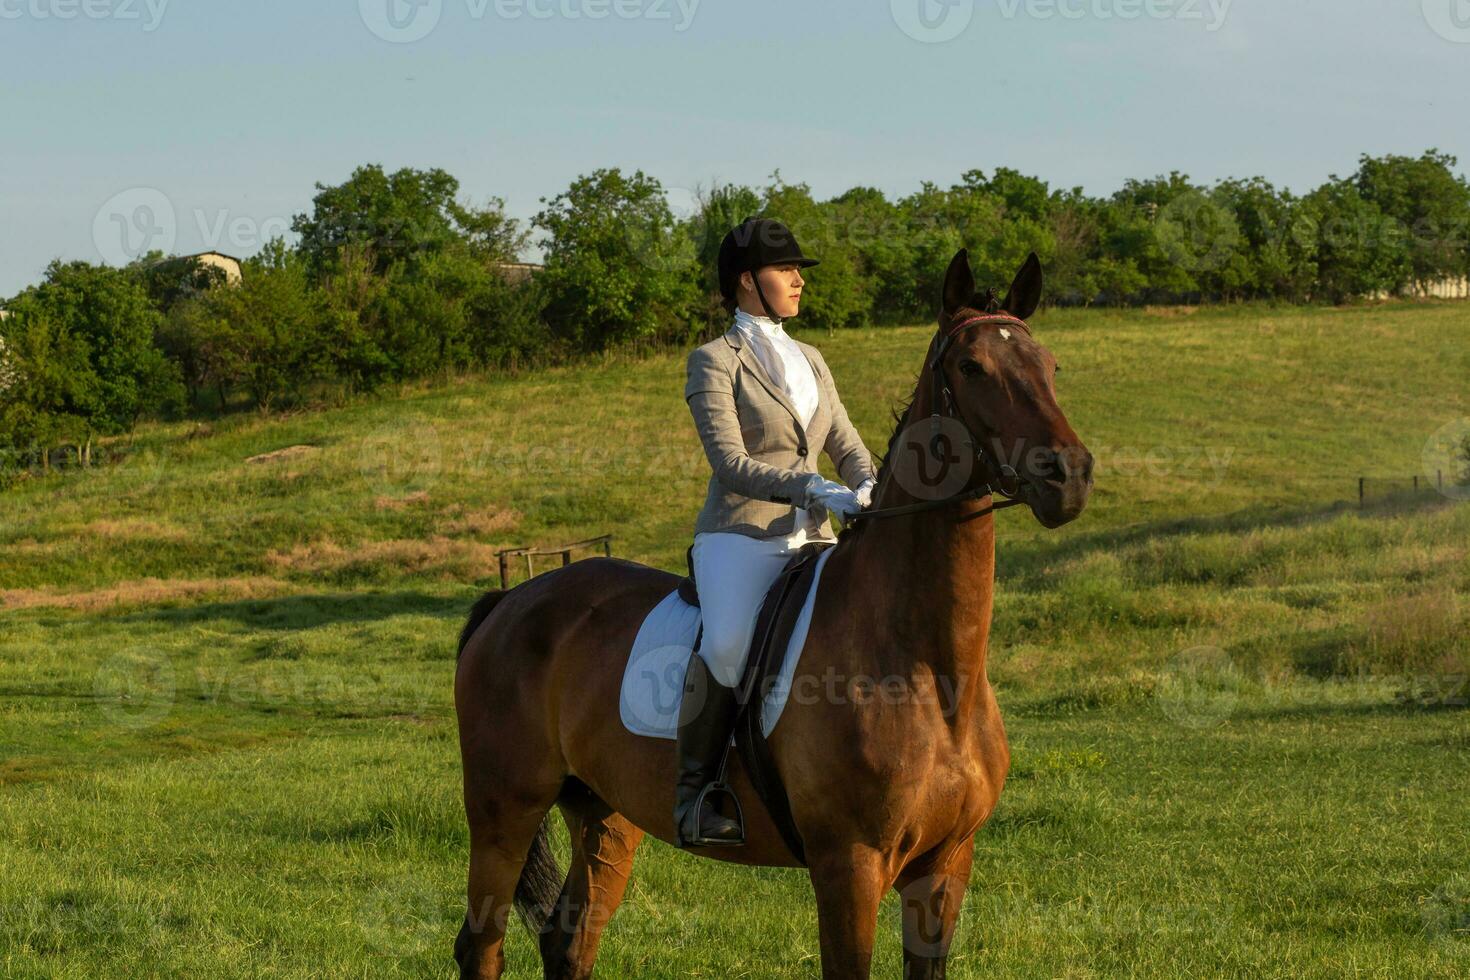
[
  {"x1": 841, "y1": 291, "x2": 1001, "y2": 542},
  {"x1": 840, "y1": 369, "x2": 920, "y2": 543}
]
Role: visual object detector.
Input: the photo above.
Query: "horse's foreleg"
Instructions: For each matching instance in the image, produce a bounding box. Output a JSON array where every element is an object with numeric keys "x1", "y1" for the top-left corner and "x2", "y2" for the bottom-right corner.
[
  {"x1": 809, "y1": 845, "x2": 890, "y2": 980},
  {"x1": 895, "y1": 842, "x2": 975, "y2": 980},
  {"x1": 541, "y1": 792, "x2": 644, "y2": 980}
]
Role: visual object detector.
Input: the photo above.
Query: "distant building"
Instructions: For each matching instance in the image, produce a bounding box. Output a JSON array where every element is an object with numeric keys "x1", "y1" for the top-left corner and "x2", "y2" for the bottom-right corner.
[
  {"x1": 1372, "y1": 277, "x2": 1469, "y2": 301},
  {"x1": 173, "y1": 251, "x2": 244, "y2": 285},
  {"x1": 493, "y1": 261, "x2": 542, "y2": 284}
]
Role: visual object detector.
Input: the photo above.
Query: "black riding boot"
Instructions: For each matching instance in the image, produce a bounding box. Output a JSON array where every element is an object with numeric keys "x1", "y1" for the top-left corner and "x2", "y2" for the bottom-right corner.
[{"x1": 673, "y1": 650, "x2": 745, "y2": 847}]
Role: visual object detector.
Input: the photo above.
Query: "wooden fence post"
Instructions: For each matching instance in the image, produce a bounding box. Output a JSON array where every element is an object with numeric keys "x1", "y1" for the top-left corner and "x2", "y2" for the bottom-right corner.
[{"x1": 1358, "y1": 477, "x2": 1364, "y2": 507}]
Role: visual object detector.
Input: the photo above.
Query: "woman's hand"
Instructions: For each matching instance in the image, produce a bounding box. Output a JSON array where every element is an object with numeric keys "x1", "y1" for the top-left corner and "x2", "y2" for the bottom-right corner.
[{"x1": 802, "y1": 475, "x2": 862, "y2": 528}]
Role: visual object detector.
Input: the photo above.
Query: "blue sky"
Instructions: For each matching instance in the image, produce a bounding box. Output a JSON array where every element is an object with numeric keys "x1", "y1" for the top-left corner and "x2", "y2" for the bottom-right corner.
[{"x1": 2, "y1": 0, "x2": 1468, "y2": 296}]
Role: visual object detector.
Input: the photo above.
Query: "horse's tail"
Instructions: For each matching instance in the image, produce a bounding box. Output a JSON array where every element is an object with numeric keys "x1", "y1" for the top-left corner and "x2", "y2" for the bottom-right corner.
[
  {"x1": 457, "y1": 589, "x2": 508, "y2": 661},
  {"x1": 517, "y1": 817, "x2": 562, "y2": 935},
  {"x1": 454, "y1": 589, "x2": 565, "y2": 934}
]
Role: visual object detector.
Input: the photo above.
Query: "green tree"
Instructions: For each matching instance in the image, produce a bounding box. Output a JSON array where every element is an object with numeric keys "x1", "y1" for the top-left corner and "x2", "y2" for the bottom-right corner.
[
  {"x1": 293, "y1": 164, "x2": 528, "y2": 278},
  {"x1": 3, "y1": 261, "x2": 182, "y2": 443},
  {"x1": 533, "y1": 168, "x2": 698, "y2": 350},
  {"x1": 187, "y1": 241, "x2": 332, "y2": 410},
  {"x1": 0, "y1": 310, "x2": 97, "y2": 469},
  {"x1": 1353, "y1": 149, "x2": 1470, "y2": 291},
  {"x1": 1299, "y1": 179, "x2": 1411, "y2": 303}
]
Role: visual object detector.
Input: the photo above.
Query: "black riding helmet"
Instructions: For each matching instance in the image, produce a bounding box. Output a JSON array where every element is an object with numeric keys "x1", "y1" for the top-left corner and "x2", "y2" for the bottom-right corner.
[{"x1": 717, "y1": 217, "x2": 820, "y2": 322}]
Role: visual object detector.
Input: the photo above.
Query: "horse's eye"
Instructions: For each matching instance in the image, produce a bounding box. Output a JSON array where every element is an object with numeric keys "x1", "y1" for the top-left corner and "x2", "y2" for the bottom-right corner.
[
  {"x1": 1053, "y1": 363, "x2": 1062, "y2": 374},
  {"x1": 959, "y1": 360, "x2": 984, "y2": 378}
]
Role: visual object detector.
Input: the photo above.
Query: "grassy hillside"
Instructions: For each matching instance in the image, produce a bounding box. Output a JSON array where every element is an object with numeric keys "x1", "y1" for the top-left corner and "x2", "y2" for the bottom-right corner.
[{"x1": 1, "y1": 301, "x2": 1467, "y2": 977}]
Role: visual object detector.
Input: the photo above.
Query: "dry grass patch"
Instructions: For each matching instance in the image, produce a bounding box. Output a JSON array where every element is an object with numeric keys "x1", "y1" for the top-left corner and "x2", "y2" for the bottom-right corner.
[
  {"x1": 75, "y1": 517, "x2": 189, "y2": 541},
  {"x1": 435, "y1": 504, "x2": 522, "y2": 537},
  {"x1": 246, "y1": 444, "x2": 320, "y2": 464},
  {"x1": 0, "y1": 576, "x2": 291, "y2": 611},
  {"x1": 264, "y1": 536, "x2": 504, "y2": 579},
  {"x1": 374, "y1": 491, "x2": 432, "y2": 511}
]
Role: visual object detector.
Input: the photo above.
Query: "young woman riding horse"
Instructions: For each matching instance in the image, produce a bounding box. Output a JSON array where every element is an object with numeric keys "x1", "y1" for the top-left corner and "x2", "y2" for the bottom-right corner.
[
  {"x1": 675, "y1": 216, "x2": 877, "y2": 848},
  {"x1": 453, "y1": 244, "x2": 1093, "y2": 979}
]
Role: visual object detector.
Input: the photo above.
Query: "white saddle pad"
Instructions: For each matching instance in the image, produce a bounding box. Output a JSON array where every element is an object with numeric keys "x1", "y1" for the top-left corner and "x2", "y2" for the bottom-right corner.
[{"x1": 619, "y1": 546, "x2": 835, "y2": 741}]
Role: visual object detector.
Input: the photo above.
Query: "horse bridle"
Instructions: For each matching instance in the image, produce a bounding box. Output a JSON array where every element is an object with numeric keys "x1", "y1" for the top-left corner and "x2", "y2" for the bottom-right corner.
[{"x1": 847, "y1": 310, "x2": 1032, "y2": 525}]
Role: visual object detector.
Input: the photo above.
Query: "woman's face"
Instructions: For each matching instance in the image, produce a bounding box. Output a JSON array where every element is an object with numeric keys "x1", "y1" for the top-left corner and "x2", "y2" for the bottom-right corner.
[{"x1": 738, "y1": 264, "x2": 805, "y2": 319}]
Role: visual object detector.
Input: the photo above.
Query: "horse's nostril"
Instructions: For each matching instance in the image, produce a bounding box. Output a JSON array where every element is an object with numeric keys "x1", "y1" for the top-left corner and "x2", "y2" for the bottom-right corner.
[
  {"x1": 1049, "y1": 447, "x2": 1093, "y2": 484},
  {"x1": 1040, "y1": 448, "x2": 1065, "y2": 483}
]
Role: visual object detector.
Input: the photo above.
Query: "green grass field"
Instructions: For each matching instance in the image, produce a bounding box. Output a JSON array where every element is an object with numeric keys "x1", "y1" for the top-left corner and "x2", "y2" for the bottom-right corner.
[{"x1": 2, "y1": 301, "x2": 1468, "y2": 977}]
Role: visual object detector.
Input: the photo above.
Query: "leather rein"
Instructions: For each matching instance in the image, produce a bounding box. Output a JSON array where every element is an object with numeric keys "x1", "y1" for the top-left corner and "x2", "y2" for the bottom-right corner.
[{"x1": 847, "y1": 310, "x2": 1032, "y2": 525}]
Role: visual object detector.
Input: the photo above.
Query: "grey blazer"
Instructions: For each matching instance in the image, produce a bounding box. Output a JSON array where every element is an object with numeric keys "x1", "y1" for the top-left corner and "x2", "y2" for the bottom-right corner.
[{"x1": 685, "y1": 323, "x2": 876, "y2": 541}]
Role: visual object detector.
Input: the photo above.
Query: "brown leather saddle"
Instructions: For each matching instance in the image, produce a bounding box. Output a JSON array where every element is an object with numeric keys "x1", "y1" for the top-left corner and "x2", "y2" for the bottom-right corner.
[{"x1": 679, "y1": 539, "x2": 831, "y2": 864}]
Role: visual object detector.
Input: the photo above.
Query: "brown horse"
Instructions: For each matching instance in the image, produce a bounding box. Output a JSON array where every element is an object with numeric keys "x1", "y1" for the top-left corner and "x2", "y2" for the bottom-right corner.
[{"x1": 453, "y1": 249, "x2": 1093, "y2": 979}]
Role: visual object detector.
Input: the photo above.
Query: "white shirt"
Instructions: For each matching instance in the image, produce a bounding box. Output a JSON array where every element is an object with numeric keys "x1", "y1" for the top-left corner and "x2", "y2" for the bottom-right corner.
[
  {"x1": 730, "y1": 309, "x2": 819, "y2": 429},
  {"x1": 729, "y1": 309, "x2": 843, "y2": 544}
]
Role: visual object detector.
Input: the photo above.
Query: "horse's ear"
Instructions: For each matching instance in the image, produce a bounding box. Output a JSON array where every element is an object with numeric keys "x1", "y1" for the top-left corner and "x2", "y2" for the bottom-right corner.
[
  {"x1": 1001, "y1": 252, "x2": 1043, "y2": 321},
  {"x1": 942, "y1": 249, "x2": 975, "y2": 316}
]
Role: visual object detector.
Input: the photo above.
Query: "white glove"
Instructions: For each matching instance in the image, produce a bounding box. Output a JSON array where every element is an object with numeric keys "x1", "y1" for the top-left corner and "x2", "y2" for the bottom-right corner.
[
  {"x1": 853, "y1": 476, "x2": 876, "y2": 509},
  {"x1": 801, "y1": 474, "x2": 861, "y2": 527}
]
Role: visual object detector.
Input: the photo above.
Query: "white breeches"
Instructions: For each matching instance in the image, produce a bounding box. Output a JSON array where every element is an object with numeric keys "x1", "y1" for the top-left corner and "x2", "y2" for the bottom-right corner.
[{"x1": 691, "y1": 527, "x2": 815, "y2": 688}]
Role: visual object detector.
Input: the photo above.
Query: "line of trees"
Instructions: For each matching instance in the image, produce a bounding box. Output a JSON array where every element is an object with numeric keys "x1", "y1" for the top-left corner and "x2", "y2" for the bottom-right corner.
[{"x1": 2, "y1": 150, "x2": 1468, "y2": 480}]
